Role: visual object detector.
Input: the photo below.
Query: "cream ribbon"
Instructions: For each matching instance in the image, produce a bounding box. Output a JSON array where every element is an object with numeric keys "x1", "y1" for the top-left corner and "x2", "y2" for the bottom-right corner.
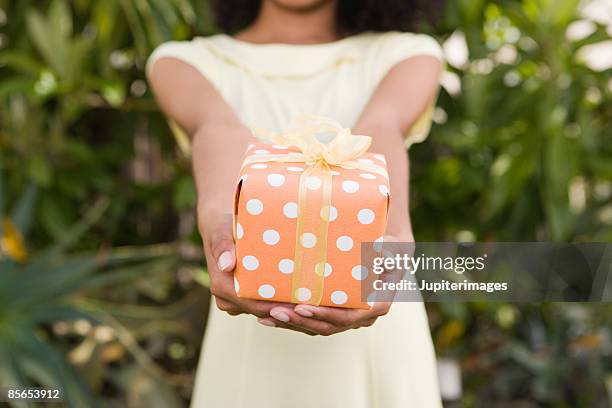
[{"x1": 245, "y1": 115, "x2": 388, "y2": 179}]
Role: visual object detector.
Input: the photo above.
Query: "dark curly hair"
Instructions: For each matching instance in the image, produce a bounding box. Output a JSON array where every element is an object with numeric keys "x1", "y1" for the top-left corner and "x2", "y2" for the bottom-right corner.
[{"x1": 211, "y1": 0, "x2": 445, "y2": 34}]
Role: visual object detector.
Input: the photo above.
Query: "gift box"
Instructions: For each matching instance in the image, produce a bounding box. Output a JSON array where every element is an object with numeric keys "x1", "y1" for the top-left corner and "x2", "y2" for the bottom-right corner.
[{"x1": 232, "y1": 116, "x2": 390, "y2": 309}]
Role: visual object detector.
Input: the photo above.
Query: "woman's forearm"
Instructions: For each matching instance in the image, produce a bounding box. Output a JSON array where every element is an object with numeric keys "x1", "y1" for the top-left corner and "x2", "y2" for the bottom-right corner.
[
  {"x1": 353, "y1": 119, "x2": 413, "y2": 240},
  {"x1": 148, "y1": 58, "x2": 255, "y2": 220},
  {"x1": 192, "y1": 121, "x2": 253, "y2": 219}
]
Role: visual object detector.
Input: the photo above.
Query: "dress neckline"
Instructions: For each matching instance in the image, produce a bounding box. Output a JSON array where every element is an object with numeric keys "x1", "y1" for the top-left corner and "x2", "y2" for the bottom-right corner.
[
  {"x1": 195, "y1": 32, "x2": 382, "y2": 79},
  {"x1": 217, "y1": 33, "x2": 369, "y2": 50}
]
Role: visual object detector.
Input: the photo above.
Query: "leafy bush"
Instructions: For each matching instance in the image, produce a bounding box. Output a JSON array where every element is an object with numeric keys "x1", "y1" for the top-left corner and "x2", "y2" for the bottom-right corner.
[{"x1": 412, "y1": 0, "x2": 612, "y2": 242}]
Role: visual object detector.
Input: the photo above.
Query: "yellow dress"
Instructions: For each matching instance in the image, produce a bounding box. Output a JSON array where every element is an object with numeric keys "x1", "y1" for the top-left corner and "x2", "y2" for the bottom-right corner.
[{"x1": 148, "y1": 32, "x2": 444, "y2": 408}]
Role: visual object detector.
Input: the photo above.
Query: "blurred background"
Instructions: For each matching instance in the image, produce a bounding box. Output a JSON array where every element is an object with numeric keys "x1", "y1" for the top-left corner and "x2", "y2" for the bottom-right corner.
[{"x1": 0, "y1": 0, "x2": 611, "y2": 406}]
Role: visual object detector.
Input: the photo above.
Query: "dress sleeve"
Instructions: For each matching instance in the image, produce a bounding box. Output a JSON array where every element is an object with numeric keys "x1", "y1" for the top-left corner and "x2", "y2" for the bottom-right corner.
[
  {"x1": 146, "y1": 40, "x2": 219, "y2": 89},
  {"x1": 146, "y1": 40, "x2": 221, "y2": 157},
  {"x1": 371, "y1": 32, "x2": 444, "y2": 147}
]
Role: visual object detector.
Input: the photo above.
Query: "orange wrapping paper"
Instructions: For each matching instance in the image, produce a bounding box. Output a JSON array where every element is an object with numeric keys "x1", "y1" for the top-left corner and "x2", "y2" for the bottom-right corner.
[{"x1": 233, "y1": 142, "x2": 390, "y2": 309}]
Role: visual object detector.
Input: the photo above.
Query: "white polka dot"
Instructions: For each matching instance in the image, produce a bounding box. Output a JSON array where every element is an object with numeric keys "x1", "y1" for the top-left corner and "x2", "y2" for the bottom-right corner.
[
  {"x1": 287, "y1": 166, "x2": 304, "y2": 172},
  {"x1": 306, "y1": 177, "x2": 322, "y2": 190},
  {"x1": 358, "y1": 158, "x2": 374, "y2": 164},
  {"x1": 320, "y1": 205, "x2": 338, "y2": 222},
  {"x1": 330, "y1": 170, "x2": 341, "y2": 176},
  {"x1": 315, "y1": 262, "x2": 333, "y2": 277},
  {"x1": 234, "y1": 277, "x2": 240, "y2": 293},
  {"x1": 250, "y1": 163, "x2": 267, "y2": 169},
  {"x1": 246, "y1": 199, "x2": 263, "y2": 215},
  {"x1": 278, "y1": 259, "x2": 294, "y2": 274},
  {"x1": 254, "y1": 149, "x2": 270, "y2": 155},
  {"x1": 379, "y1": 185, "x2": 390, "y2": 196},
  {"x1": 267, "y1": 173, "x2": 285, "y2": 187},
  {"x1": 242, "y1": 256, "x2": 259, "y2": 271},
  {"x1": 367, "y1": 292, "x2": 377, "y2": 307},
  {"x1": 358, "y1": 209, "x2": 375, "y2": 224},
  {"x1": 236, "y1": 222, "x2": 244, "y2": 239},
  {"x1": 272, "y1": 145, "x2": 289, "y2": 149},
  {"x1": 352, "y1": 265, "x2": 368, "y2": 280},
  {"x1": 296, "y1": 287, "x2": 312, "y2": 302},
  {"x1": 331, "y1": 290, "x2": 348, "y2": 305},
  {"x1": 342, "y1": 180, "x2": 360, "y2": 193},
  {"x1": 262, "y1": 229, "x2": 280, "y2": 245},
  {"x1": 359, "y1": 173, "x2": 376, "y2": 180},
  {"x1": 374, "y1": 154, "x2": 386, "y2": 163},
  {"x1": 301, "y1": 232, "x2": 317, "y2": 248},
  {"x1": 336, "y1": 236, "x2": 353, "y2": 251},
  {"x1": 247, "y1": 144, "x2": 255, "y2": 150},
  {"x1": 258, "y1": 284, "x2": 275, "y2": 298},
  {"x1": 373, "y1": 237, "x2": 384, "y2": 252},
  {"x1": 283, "y1": 202, "x2": 298, "y2": 218}
]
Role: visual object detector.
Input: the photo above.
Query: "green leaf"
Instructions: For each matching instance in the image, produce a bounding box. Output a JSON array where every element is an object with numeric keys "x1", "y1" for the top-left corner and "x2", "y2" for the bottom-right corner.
[
  {"x1": 0, "y1": 51, "x2": 46, "y2": 75},
  {"x1": 0, "y1": 78, "x2": 36, "y2": 98},
  {"x1": 27, "y1": 155, "x2": 52, "y2": 187},
  {"x1": 28, "y1": 305, "x2": 98, "y2": 325},
  {"x1": 484, "y1": 143, "x2": 537, "y2": 218},
  {"x1": 25, "y1": 9, "x2": 67, "y2": 78},
  {"x1": 101, "y1": 82, "x2": 126, "y2": 107},
  {"x1": 11, "y1": 185, "x2": 37, "y2": 239},
  {"x1": 48, "y1": 0, "x2": 73, "y2": 38},
  {"x1": 550, "y1": 0, "x2": 580, "y2": 27},
  {"x1": 150, "y1": 0, "x2": 179, "y2": 27},
  {"x1": 16, "y1": 332, "x2": 95, "y2": 407},
  {"x1": 92, "y1": 0, "x2": 120, "y2": 43},
  {"x1": 39, "y1": 196, "x2": 71, "y2": 241},
  {"x1": 64, "y1": 36, "x2": 93, "y2": 86},
  {"x1": 0, "y1": 346, "x2": 30, "y2": 408},
  {"x1": 118, "y1": 0, "x2": 149, "y2": 57},
  {"x1": 79, "y1": 257, "x2": 177, "y2": 290},
  {"x1": 543, "y1": 126, "x2": 579, "y2": 240},
  {"x1": 10, "y1": 257, "x2": 98, "y2": 307},
  {"x1": 587, "y1": 156, "x2": 612, "y2": 179}
]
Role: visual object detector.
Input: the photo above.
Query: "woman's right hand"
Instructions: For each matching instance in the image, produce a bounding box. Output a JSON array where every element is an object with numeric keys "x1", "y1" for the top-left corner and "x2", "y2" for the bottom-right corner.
[{"x1": 199, "y1": 209, "x2": 321, "y2": 335}]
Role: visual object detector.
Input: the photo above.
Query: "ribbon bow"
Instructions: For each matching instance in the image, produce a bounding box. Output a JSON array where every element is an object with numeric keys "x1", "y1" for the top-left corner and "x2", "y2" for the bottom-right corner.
[
  {"x1": 265, "y1": 116, "x2": 371, "y2": 164},
  {"x1": 247, "y1": 115, "x2": 388, "y2": 176},
  {"x1": 243, "y1": 116, "x2": 387, "y2": 306}
]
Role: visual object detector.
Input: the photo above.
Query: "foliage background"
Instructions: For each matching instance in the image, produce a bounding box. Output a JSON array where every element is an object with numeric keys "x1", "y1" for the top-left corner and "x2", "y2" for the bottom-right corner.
[{"x1": 0, "y1": 0, "x2": 611, "y2": 406}]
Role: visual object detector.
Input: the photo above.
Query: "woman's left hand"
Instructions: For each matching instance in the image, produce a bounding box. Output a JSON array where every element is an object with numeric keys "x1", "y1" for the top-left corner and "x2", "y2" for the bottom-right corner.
[{"x1": 256, "y1": 234, "x2": 412, "y2": 335}]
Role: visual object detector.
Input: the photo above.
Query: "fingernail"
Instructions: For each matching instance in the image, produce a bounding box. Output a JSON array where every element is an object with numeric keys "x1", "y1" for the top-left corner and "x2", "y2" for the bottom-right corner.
[
  {"x1": 217, "y1": 251, "x2": 233, "y2": 271},
  {"x1": 257, "y1": 318, "x2": 276, "y2": 328},
  {"x1": 270, "y1": 310, "x2": 290, "y2": 322},
  {"x1": 294, "y1": 306, "x2": 314, "y2": 317}
]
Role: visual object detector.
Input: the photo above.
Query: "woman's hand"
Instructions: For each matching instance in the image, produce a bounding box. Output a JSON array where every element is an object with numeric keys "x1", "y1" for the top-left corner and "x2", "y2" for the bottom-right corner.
[
  {"x1": 259, "y1": 299, "x2": 393, "y2": 336},
  {"x1": 200, "y1": 209, "x2": 323, "y2": 335},
  {"x1": 256, "y1": 234, "x2": 413, "y2": 335}
]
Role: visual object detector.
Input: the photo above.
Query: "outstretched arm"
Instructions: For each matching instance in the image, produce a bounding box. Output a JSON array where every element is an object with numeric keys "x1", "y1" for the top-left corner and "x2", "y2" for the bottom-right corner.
[
  {"x1": 354, "y1": 54, "x2": 442, "y2": 240},
  {"x1": 149, "y1": 58, "x2": 316, "y2": 335},
  {"x1": 259, "y1": 55, "x2": 443, "y2": 334}
]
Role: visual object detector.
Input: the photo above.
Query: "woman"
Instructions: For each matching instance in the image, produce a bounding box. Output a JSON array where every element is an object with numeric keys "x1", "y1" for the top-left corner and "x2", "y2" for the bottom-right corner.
[{"x1": 147, "y1": 0, "x2": 444, "y2": 406}]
